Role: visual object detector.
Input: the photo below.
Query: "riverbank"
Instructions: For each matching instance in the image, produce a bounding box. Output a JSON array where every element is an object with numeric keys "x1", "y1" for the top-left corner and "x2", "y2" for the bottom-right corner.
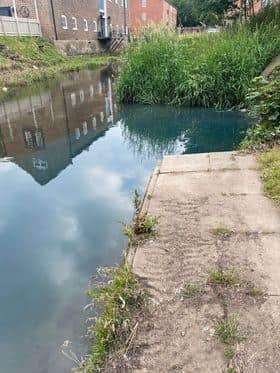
[
  {"x1": 122, "y1": 151, "x2": 280, "y2": 372},
  {"x1": 0, "y1": 36, "x2": 111, "y2": 102}
]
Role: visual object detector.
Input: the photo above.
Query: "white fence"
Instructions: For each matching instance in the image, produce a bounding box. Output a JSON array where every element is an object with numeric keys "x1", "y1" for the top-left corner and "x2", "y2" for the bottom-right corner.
[{"x1": 0, "y1": 16, "x2": 41, "y2": 36}]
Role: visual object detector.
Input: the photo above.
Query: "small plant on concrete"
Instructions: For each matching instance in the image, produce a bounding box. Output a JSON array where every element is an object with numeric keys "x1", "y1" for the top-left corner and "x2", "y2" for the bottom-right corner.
[
  {"x1": 224, "y1": 346, "x2": 235, "y2": 360},
  {"x1": 245, "y1": 286, "x2": 264, "y2": 297},
  {"x1": 181, "y1": 282, "x2": 201, "y2": 299},
  {"x1": 210, "y1": 227, "x2": 233, "y2": 237},
  {"x1": 209, "y1": 268, "x2": 240, "y2": 286},
  {"x1": 124, "y1": 190, "x2": 159, "y2": 239},
  {"x1": 215, "y1": 317, "x2": 242, "y2": 345}
]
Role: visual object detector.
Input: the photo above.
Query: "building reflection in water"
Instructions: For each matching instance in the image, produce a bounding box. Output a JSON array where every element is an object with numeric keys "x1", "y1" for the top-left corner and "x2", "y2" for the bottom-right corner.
[{"x1": 0, "y1": 68, "x2": 116, "y2": 185}]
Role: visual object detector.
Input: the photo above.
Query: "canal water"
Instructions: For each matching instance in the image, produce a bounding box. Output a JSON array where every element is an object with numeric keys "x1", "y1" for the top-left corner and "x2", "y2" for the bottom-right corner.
[{"x1": 0, "y1": 68, "x2": 249, "y2": 373}]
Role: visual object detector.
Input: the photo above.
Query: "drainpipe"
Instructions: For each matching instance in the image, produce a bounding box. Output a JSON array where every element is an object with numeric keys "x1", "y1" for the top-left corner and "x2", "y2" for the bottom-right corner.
[
  {"x1": 123, "y1": 0, "x2": 127, "y2": 35},
  {"x1": 50, "y1": 0, "x2": 58, "y2": 40},
  {"x1": 104, "y1": 0, "x2": 108, "y2": 38},
  {"x1": 12, "y1": 0, "x2": 20, "y2": 36}
]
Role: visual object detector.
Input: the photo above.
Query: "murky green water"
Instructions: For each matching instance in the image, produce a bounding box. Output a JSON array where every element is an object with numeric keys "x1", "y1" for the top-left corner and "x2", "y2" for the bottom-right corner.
[{"x1": 0, "y1": 68, "x2": 249, "y2": 372}]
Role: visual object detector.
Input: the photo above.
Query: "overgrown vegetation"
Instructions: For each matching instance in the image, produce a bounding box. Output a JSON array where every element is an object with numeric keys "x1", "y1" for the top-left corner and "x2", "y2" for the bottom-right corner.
[
  {"x1": 123, "y1": 190, "x2": 158, "y2": 240},
  {"x1": 241, "y1": 68, "x2": 280, "y2": 148},
  {"x1": 0, "y1": 36, "x2": 110, "y2": 101},
  {"x1": 209, "y1": 268, "x2": 240, "y2": 286},
  {"x1": 118, "y1": 4, "x2": 280, "y2": 109},
  {"x1": 85, "y1": 265, "x2": 144, "y2": 372},
  {"x1": 259, "y1": 148, "x2": 280, "y2": 204}
]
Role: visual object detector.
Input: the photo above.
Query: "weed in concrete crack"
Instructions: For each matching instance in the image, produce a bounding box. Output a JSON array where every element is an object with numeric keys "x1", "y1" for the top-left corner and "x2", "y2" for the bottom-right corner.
[
  {"x1": 181, "y1": 283, "x2": 201, "y2": 299},
  {"x1": 210, "y1": 226, "x2": 233, "y2": 237},
  {"x1": 215, "y1": 317, "x2": 242, "y2": 345},
  {"x1": 123, "y1": 190, "x2": 158, "y2": 240},
  {"x1": 227, "y1": 368, "x2": 237, "y2": 373},
  {"x1": 245, "y1": 286, "x2": 264, "y2": 297},
  {"x1": 224, "y1": 346, "x2": 235, "y2": 360},
  {"x1": 209, "y1": 268, "x2": 240, "y2": 286}
]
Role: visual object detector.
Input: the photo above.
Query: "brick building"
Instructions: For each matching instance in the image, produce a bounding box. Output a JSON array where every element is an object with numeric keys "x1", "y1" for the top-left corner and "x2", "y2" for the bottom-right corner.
[
  {"x1": 130, "y1": 0, "x2": 177, "y2": 32},
  {"x1": 0, "y1": 0, "x2": 129, "y2": 53},
  {"x1": 235, "y1": 0, "x2": 278, "y2": 17}
]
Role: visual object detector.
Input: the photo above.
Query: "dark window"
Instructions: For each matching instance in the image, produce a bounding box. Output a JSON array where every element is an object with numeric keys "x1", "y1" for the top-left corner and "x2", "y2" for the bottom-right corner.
[{"x1": 0, "y1": 7, "x2": 12, "y2": 17}]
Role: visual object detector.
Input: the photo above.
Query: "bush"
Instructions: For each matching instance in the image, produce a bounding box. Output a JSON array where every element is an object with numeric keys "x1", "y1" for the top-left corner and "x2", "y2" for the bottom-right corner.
[
  {"x1": 242, "y1": 68, "x2": 280, "y2": 148},
  {"x1": 118, "y1": 4, "x2": 280, "y2": 108}
]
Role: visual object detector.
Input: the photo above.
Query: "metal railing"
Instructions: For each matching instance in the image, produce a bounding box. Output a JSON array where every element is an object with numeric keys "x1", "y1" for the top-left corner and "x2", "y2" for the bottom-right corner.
[{"x1": 0, "y1": 16, "x2": 41, "y2": 36}]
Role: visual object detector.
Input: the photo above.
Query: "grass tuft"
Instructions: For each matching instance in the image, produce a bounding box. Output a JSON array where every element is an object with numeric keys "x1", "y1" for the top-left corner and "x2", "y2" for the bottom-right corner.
[
  {"x1": 181, "y1": 282, "x2": 201, "y2": 299},
  {"x1": 245, "y1": 286, "x2": 265, "y2": 297},
  {"x1": 259, "y1": 148, "x2": 280, "y2": 204},
  {"x1": 224, "y1": 346, "x2": 236, "y2": 360},
  {"x1": 209, "y1": 268, "x2": 240, "y2": 286},
  {"x1": 210, "y1": 227, "x2": 233, "y2": 236},
  {"x1": 124, "y1": 190, "x2": 158, "y2": 240},
  {"x1": 85, "y1": 264, "x2": 144, "y2": 371},
  {"x1": 215, "y1": 317, "x2": 242, "y2": 345}
]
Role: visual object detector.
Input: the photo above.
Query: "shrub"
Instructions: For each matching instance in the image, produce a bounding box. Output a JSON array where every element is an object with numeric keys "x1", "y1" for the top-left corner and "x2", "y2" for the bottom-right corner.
[
  {"x1": 118, "y1": 4, "x2": 280, "y2": 108},
  {"x1": 242, "y1": 69, "x2": 280, "y2": 148}
]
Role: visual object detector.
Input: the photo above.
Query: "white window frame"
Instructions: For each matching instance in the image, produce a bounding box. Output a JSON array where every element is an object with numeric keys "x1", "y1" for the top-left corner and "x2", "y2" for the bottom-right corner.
[
  {"x1": 72, "y1": 16, "x2": 78, "y2": 30},
  {"x1": 84, "y1": 18, "x2": 88, "y2": 31},
  {"x1": 141, "y1": 0, "x2": 147, "y2": 7},
  {"x1": 61, "y1": 15, "x2": 68, "y2": 29},
  {"x1": 93, "y1": 20, "x2": 97, "y2": 32}
]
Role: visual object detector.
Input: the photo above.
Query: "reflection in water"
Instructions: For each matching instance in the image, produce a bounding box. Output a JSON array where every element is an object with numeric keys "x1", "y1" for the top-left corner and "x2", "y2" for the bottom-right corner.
[
  {"x1": 0, "y1": 69, "x2": 115, "y2": 185},
  {"x1": 121, "y1": 104, "x2": 249, "y2": 160},
  {"x1": 0, "y1": 68, "x2": 249, "y2": 373}
]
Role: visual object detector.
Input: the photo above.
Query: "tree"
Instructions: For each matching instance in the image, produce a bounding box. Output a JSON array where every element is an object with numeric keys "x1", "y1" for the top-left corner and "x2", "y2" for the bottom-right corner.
[{"x1": 170, "y1": 0, "x2": 236, "y2": 26}]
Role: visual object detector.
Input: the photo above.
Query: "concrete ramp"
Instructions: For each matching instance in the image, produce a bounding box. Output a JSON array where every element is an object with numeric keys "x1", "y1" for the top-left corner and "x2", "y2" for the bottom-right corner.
[{"x1": 131, "y1": 151, "x2": 280, "y2": 373}]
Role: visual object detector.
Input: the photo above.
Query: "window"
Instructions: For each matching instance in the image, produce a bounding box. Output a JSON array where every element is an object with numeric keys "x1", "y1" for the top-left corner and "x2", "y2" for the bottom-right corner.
[
  {"x1": 141, "y1": 0, "x2": 147, "y2": 7},
  {"x1": 61, "y1": 15, "x2": 67, "y2": 29},
  {"x1": 142, "y1": 12, "x2": 147, "y2": 21},
  {"x1": 93, "y1": 20, "x2": 97, "y2": 32},
  {"x1": 115, "y1": 0, "x2": 118, "y2": 5},
  {"x1": 84, "y1": 18, "x2": 88, "y2": 31},
  {"x1": 89, "y1": 85, "x2": 94, "y2": 97},
  {"x1": 75, "y1": 128, "x2": 81, "y2": 140},
  {"x1": 82, "y1": 121, "x2": 88, "y2": 135},
  {"x1": 72, "y1": 17, "x2": 78, "y2": 30},
  {"x1": 100, "y1": 112, "x2": 104, "y2": 122},
  {"x1": 79, "y1": 89, "x2": 84, "y2": 103}
]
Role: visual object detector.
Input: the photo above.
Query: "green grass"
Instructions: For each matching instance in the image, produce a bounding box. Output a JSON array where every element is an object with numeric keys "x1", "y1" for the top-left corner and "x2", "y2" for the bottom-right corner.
[
  {"x1": 0, "y1": 36, "x2": 111, "y2": 102},
  {"x1": 209, "y1": 269, "x2": 240, "y2": 286},
  {"x1": 245, "y1": 286, "x2": 264, "y2": 297},
  {"x1": 118, "y1": 4, "x2": 280, "y2": 109},
  {"x1": 181, "y1": 282, "x2": 201, "y2": 299},
  {"x1": 215, "y1": 317, "x2": 242, "y2": 345},
  {"x1": 210, "y1": 227, "x2": 233, "y2": 236},
  {"x1": 224, "y1": 346, "x2": 235, "y2": 360},
  {"x1": 259, "y1": 149, "x2": 280, "y2": 204},
  {"x1": 86, "y1": 264, "x2": 144, "y2": 372}
]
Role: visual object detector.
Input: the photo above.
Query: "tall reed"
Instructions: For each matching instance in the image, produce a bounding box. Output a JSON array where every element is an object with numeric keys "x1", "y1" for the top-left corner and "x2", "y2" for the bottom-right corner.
[{"x1": 118, "y1": 5, "x2": 280, "y2": 108}]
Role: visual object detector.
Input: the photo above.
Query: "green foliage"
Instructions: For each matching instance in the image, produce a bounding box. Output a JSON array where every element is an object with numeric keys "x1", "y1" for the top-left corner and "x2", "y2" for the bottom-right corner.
[
  {"x1": 224, "y1": 346, "x2": 235, "y2": 360},
  {"x1": 118, "y1": 6, "x2": 280, "y2": 109},
  {"x1": 259, "y1": 149, "x2": 280, "y2": 204},
  {"x1": 215, "y1": 317, "x2": 242, "y2": 345},
  {"x1": 86, "y1": 265, "x2": 143, "y2": 372},
  {"x1": 0, "y1": 36, "x2": 65, "y2": 66},
  {"x1": 209, "y1": 268, "x2": 240, "y2": 286},
  {"x1": 210, "y1": 226, "x2": 233, "y2": 236},
  {"x1": 242, "y1": 69, "x2": 280, "y2": 148},
  {"x1": 181, "y1": 282, "x2": 201, "y2": 298},
  {"x1": 170, "y1": 0, "x2": 235, "y2": 26},
  {"x1": 124, "y1": 190, "x2": 159, "y2": 239}
]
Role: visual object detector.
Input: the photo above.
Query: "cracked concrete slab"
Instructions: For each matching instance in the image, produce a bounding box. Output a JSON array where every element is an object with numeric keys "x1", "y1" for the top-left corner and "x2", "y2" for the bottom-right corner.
[{"x1": 129, "y1": 152, "x2": 280, "y2": 373}]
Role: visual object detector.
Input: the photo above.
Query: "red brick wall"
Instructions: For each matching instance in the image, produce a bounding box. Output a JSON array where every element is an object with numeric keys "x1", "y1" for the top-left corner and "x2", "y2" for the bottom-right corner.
[
  {"x1": 43, "y1": 0, "x2": 128, "y2": 40},
  {"x1": 130, "y1": 0, "x2": 177, "y2": 32},
  {"x1": 0, "y1": 0, "x2": 37, "y2": 18}
]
